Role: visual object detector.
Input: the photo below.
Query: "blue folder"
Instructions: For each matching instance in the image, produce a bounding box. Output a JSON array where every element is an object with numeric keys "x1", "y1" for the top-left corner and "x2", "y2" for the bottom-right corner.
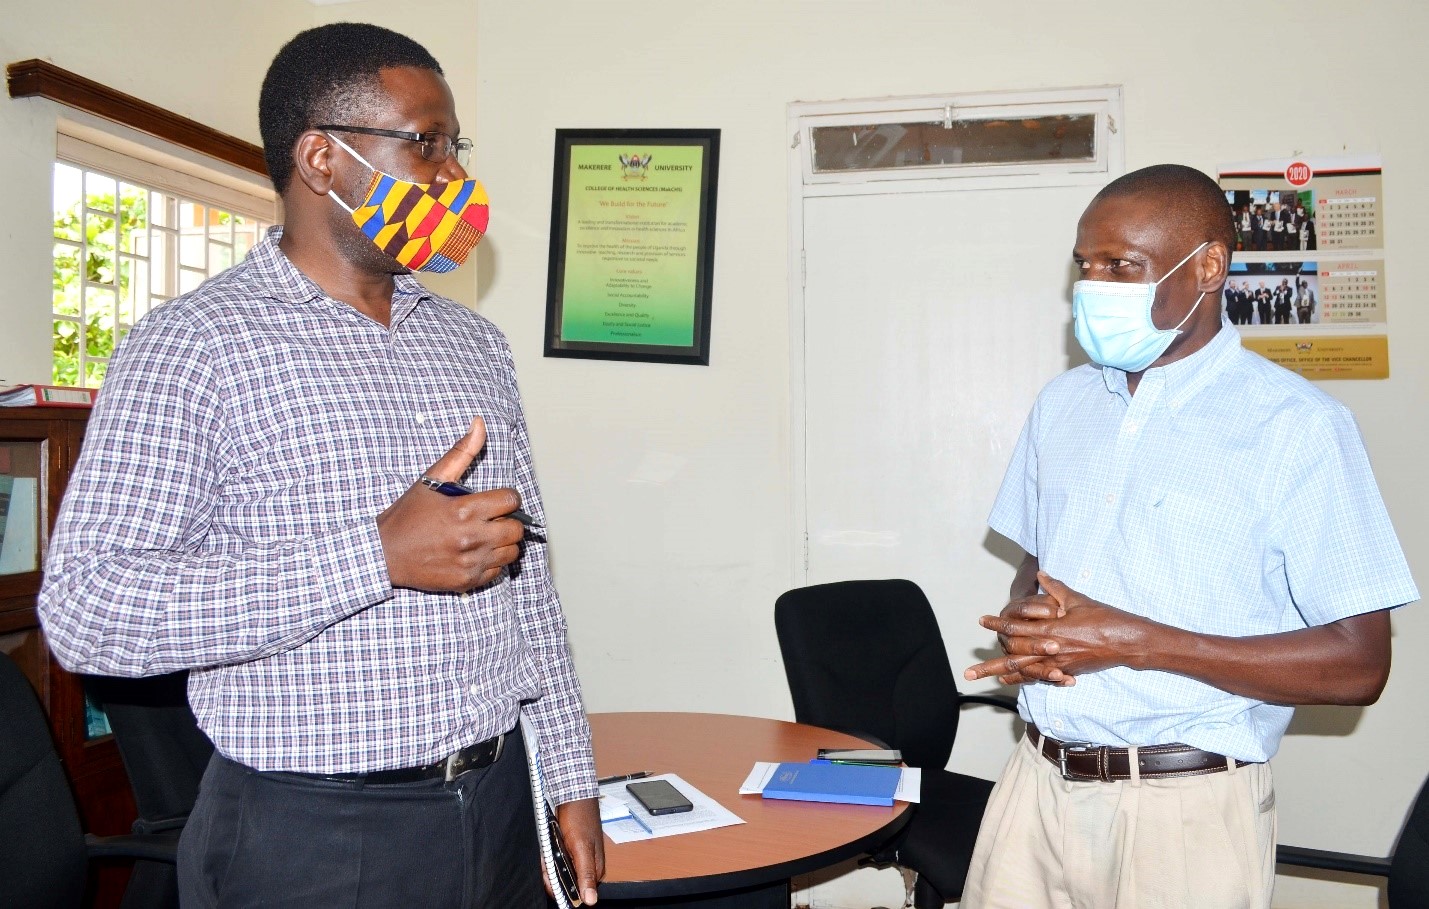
[{"x1": 761, "y1": 761, "x2": 900, "y2": 807}]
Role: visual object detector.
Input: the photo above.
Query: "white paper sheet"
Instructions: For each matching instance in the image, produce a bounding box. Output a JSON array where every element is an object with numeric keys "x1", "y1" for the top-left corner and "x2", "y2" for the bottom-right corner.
[
  {"x1": 598, "y1": 794, "x2": 632, "y2": 823},
  {"x1": 599, "y1": 773, "x2": 744, "y2": 844},
  {"x1": 738, "y1": 761, "x2": 922, "y2": 803}
]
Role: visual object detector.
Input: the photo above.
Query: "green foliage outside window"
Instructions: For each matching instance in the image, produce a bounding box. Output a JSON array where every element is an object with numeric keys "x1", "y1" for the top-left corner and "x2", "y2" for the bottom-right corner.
[{"x1": 52, "y1": 187, "x2": 147, "y2": 387}]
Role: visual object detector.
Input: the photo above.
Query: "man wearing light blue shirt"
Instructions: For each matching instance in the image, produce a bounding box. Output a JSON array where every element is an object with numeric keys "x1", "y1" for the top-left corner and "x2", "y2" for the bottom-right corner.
[{"x1": 961, "y1": 164, "x2": 1416, "y2": 909}]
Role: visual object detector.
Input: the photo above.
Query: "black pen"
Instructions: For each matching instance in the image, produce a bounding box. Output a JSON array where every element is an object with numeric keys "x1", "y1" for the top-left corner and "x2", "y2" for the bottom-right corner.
[
  {"x1": 505, "y1": 508, "x2": 543, "y2": 529},
  {"x1": 418, "y1": 476, "x2": 545, "y2": 529},
  {"x1": 597, "y1": 771, "x2": 651, "y2": 786}
]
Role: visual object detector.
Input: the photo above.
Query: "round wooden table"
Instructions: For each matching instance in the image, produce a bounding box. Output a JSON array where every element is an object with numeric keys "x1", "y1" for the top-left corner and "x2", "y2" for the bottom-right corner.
[{"x1": 591, "y1": 712, "x2": 911, "y2": 905}]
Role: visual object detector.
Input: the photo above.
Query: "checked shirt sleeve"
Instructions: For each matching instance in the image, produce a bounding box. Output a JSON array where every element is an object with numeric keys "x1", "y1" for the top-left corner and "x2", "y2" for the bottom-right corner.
[
  {"x1": 38, "y1": 309, "x2": 393, "y2": 677},
  {"x1": 1272, "y1": 405, "x2": 1418, "y2": 625},
  {"x1": 496, "y1": 335, "x2": 597, "y2": 806}
]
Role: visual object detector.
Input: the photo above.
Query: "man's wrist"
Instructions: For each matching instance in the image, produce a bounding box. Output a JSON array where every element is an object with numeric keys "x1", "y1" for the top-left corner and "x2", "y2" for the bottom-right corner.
[{"x1": 1127, "y1": 618, "x2": 1181, "y2": 673}]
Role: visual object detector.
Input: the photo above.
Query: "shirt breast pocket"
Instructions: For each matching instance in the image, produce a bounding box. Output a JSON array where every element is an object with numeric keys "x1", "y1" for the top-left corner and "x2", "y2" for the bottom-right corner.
[
  {"x1": 1127, "y1": 485, "x2": 1264, "y2": 601},
  {"x1": 443, "y1": 391, "x2": 519, "y2": 488}
]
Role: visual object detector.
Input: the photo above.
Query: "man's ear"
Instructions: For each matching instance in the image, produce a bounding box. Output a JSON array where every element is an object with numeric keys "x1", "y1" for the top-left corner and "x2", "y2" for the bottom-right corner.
[
  {"x1": 1197, "y1": 240, "x2": 1230, "y2": 292},
  {"x1": 291, "y1": 130, "x2": 338, "y2": 197}
]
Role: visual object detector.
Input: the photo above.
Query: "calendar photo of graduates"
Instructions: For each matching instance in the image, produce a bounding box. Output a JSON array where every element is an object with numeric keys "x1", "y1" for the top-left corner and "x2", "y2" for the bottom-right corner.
[
  {"x1": 1222, "y1": 262, "x2": 1320, "y2": 326},
  {"x1": 1227, "y1": 188, "x2": 1317, "y2": 253},
  {"x1": 1218, "y1": 155, "x2": 1391, "y2": 378}
]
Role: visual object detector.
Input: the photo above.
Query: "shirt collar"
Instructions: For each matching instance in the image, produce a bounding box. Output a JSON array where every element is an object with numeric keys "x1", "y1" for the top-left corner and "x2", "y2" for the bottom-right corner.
[
  {"x1": 243, "y1": 226, "x2": 432, "y2": 319},
  {"x1": 1101, "y1": 316, "x2": 1242, "y2": 407}
]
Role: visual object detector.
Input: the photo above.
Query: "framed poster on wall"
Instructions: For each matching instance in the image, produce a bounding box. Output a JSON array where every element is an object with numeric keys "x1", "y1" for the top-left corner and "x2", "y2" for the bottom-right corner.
[{"x1": 544, "y1": 129, "x2": 719, "y2": 365}]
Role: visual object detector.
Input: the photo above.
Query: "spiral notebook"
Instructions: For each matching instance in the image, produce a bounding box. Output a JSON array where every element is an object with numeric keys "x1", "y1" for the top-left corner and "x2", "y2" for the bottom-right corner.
[{"x1": 521, "y1": 715, "x2": 583, "y2": 908}]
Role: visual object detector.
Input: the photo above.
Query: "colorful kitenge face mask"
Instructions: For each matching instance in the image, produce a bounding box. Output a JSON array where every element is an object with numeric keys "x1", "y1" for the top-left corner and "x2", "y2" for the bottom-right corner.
[{"x1": 326, "y1": 132, "x2": 488, "y2": 273}]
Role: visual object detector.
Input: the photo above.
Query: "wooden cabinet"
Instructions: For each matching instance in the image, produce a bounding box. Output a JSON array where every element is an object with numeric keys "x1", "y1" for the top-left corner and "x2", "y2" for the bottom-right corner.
[{"x1": 0, "y1": 406, "x2": 136, "y2": 905}]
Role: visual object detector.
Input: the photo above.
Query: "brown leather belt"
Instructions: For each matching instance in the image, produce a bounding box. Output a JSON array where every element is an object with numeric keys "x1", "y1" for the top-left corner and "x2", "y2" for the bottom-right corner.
[
  {"x1": 1028, "y1": 725, "x2": 1252, "y2": 782},
  {"x1": 317, "y1": 733, "x2": 506, "y2": 785}
]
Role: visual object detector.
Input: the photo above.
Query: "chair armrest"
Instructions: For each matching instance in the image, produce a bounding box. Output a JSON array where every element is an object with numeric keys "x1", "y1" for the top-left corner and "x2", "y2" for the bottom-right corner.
[
  {"x1": 85, "y1": 831, "x2": 180, "y2": 864},
  {"x1": 132, "y1": 813, "x2": 189, "y2": 835},
  {"x1": 960, "y1": 693, "x2": 1019, "y2": 713},
  {"x1": 1275, "y1": 844, "x2": 1391, "y2": 877}
]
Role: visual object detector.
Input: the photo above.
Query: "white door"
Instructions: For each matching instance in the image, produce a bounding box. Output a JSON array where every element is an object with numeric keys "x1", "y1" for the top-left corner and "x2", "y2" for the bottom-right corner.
[
  {"x1": 792, "y1": 89, "x2": 1122, "y2": 785},
  {"x1": 801, "y1": 184, "x2": 1097, "y2": 781}
]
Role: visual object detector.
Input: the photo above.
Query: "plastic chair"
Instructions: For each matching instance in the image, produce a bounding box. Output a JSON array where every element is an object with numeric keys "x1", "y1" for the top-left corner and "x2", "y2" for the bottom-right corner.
[{"x1": 775, "y1": 578, "x2": 1018, "y2": 907}]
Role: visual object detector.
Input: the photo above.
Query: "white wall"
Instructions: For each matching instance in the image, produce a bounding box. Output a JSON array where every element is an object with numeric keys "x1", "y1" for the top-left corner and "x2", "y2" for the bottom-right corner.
[
  {"x1": 2, "y1": 2, "x2": 1424, "y2": 907},
  {"x1": 472, "y1": 2, "x2": 1428, "y2": 907}
]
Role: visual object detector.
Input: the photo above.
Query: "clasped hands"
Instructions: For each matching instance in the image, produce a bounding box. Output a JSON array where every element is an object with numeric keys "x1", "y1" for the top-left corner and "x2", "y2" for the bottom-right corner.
[{"x1": 964, "y1": 571, "x2": 1154, "y2": 686}]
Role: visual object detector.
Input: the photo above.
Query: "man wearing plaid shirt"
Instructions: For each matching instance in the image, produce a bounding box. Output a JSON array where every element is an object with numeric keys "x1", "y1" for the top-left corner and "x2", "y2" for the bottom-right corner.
[
  {"x1": 39, "y1": 23, "x2": 602, "y2": 908},
  {"x1": 961, "y1": 165, "x2": 1416, "y2": 909}
]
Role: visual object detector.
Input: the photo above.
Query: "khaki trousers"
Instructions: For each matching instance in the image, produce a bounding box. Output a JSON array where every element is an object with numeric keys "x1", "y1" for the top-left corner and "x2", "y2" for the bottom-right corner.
[{"x1": 961, "y1": 733, "x2": 1277, "y2": 909}]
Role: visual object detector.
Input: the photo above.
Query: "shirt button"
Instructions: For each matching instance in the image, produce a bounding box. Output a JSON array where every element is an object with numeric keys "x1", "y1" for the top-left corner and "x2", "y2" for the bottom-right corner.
[
  {"x1": 1079, "y1": 568, "x2": 1091, "y2": 580},
  {"x1": 1052, "y1": 720, "x2": 1065, "y2": 731},
  {"x1": 1105, "y1": 493, "x2": 1116, "y2": 505},
  {"x1": 415, "y1": 413, "x2": 428, "y2": 425},
  {"x1": 1125, "y1": 422, "x2": 1139, "y2": 435}
]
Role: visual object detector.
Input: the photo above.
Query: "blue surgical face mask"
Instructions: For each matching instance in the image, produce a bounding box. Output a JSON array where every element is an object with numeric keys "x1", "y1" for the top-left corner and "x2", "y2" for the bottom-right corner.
[{"x1": 1072, "y1": 241, "x2": 1208, "y2": 373}]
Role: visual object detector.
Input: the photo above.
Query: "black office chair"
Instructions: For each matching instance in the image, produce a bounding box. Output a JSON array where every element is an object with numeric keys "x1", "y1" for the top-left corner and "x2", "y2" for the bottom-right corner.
[
  {"x1": 86, "y1": 671, "x2": 213, "y2": 909},
  {"x1": 775, "y1": 578, "x2": 1018, "y2": 907},
  {"x1": 0, "y1": 651, "x2": 178, "y2": 909},
  {"x1": 1276, "y1": 771, "x2": 1429, "y2": 908}
]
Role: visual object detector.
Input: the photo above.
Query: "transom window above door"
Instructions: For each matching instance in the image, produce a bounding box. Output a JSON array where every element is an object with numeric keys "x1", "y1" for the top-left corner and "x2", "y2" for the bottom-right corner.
[{"x1": 793, "y1": 87, "x2": 1122, "y2": 195}]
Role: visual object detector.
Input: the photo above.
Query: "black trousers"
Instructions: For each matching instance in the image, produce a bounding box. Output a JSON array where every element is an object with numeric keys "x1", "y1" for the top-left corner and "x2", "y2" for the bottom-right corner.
[{"x1": 178, "y1": 727, "x2": 543, "y2": 908}]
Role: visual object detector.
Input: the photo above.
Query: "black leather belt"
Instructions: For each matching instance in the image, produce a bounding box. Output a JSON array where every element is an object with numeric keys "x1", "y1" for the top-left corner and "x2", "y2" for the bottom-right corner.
[
  {"x1": 317, "y1": 733, "x2": 505, "y2": 785},
  {"x1": 1028, "y1": 725, "x2": 1252, "y2": 782}
]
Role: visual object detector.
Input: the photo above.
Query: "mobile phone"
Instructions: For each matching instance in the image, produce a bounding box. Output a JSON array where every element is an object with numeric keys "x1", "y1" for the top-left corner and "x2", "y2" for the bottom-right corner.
[
  {"x1": 626, "y1": 779, "x2": 694, "y2": 815},
  {"x1": 816, "y1": 748, "x2": 903, "y2": 764},
  {"x1": 546, "y1": 811, "x2": 584, "y2": 906}
]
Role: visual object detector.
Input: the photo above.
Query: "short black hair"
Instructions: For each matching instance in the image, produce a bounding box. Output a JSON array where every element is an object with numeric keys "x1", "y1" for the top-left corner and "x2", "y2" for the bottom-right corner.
[
  {"x1": 1093, "y1": 163, "x2": 1237, "y2": 255},
  {"x1": 259, "y1": 23, "x2": 443, "y2": 193}
]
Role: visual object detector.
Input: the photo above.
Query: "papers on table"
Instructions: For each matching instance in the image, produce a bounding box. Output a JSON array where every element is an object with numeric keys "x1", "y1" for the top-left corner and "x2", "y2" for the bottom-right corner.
[
  {"x1": 598, "y1": 773, "x2": 744, "y2": 844},
  {"x1": 739, "y1": 761, "x2": 922, "y2": 804},
  {"x1": 598, "y1": 794, "x2": 633, "y2": 823}
]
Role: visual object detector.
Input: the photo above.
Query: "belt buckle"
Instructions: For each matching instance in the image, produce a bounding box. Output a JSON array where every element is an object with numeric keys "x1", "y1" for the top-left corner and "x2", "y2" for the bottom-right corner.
[
  {"x1": 443, "y1": 733, "x2": 505, "y2": 783},
  {"x1": 1057, "y1": 741, "x2": 1096, "y2": 781},
  {"x1": 444, "y1": 751, "x2": 462, "y2": 783}
]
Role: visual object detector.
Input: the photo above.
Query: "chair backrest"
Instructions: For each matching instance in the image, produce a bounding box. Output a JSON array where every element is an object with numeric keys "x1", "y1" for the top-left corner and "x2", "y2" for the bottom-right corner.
[
  {"x1": 1390, "y1": 773, "x2": 1429, "y2": 908},
  {"x1": 85, "y1": 671, "x2": 213, "y2": 825},
  {"x1": 775, "y1": 579, "x2": 962, "y2": 769},
  {"x1": 0, "y1": 650, "x2": 87, "y2": 909}
]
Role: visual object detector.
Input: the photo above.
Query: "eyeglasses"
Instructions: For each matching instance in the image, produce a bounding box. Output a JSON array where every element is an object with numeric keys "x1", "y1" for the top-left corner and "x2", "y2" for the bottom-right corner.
[{"x1": 318, "y1": 124, "x2": 472, "y2": 167}]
